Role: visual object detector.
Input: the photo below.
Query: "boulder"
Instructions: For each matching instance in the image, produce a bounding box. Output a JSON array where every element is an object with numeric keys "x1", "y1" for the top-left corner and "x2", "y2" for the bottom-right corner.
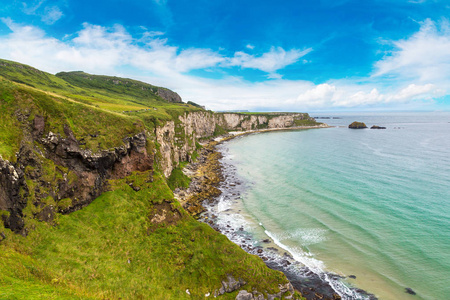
[
  {"x1": 235, "y1": 290, "x2": 253, "y2": 300},
  {"x1": 370, "y1": 125, "x2": 386, "y2": 129}
]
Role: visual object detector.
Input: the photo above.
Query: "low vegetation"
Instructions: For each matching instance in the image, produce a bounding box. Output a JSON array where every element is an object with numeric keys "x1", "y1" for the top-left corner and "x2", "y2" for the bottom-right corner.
[
  {"x1": 1, "y1": 171, "x2": 289, "y2": 299},
  {"x1": 0, "y1": 59, "x2": 301, "y2": 300}
]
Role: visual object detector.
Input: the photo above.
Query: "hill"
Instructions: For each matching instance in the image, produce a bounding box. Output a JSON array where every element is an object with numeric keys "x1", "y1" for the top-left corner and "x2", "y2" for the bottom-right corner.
[{"x1": 0, "y1": 59, "x2": 306, "y2": 299}]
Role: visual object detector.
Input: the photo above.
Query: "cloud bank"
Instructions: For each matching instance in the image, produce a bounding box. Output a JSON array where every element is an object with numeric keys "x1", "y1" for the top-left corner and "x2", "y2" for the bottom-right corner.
[{"x1": 0, "y1": 18, "x2": 448, "y2": 111}]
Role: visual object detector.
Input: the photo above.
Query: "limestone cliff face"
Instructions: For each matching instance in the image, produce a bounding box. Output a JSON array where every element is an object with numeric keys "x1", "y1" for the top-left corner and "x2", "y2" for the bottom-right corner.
[
  {"x1": 155, "y1": 112, "x2": 216, "y2": 177},
  {"x1": 215, "y1": 112, "x2": 312, "y2": 130},
  {"x1": 155, "y1": 121, "x2": 177, "y2": 178},
  {"x1": 1, "y1": 109, "x2": 317, "y2": 232},
  {"x1": 179, "y1": 111, "x2": 216, "y2": 138},
  {"x1": 155, "y1": 111, "x2": 316, "y2": 178}
]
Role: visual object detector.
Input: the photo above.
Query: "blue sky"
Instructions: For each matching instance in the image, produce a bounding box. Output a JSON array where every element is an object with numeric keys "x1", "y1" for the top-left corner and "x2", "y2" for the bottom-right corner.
[{"x1": 0, "y1": 0, "x2": 449, "y2": 111}]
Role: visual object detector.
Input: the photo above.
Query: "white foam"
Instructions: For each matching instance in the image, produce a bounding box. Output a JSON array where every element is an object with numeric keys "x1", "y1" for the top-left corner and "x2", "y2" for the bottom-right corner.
[
  {"x1": 265, "y1": 230, "x2": 369, "y2": 300},
  {"x1": 266, "y1": 228, "x2": 327, "y2": 246},
  {"x1": 265, "y1": 230, "x2": 325, "y2": 273},
  {"x1": 217, "y1": 197, "x2": 231, "y2": 213}
]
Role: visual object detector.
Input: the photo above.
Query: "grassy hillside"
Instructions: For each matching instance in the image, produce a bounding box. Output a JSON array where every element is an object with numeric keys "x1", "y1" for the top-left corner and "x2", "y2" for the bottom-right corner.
[
  {"x1": 0, "y1": 171, "x2": 290, "y2": 299},
  {"x1": 0, "y1": 59, "x2": 301, "y2": 300},
  {"x1": 0, "y1": 59, "x2": 202, "y2": 118}
]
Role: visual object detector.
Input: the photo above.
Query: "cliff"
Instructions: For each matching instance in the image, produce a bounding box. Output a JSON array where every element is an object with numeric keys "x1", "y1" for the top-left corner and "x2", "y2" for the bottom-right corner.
[
  {"x1": 157, "y1": 111, "x2": 318, "y2": 177},
  {"x1": 0, "y1": 59, "x2": 315, "y2": 299}
]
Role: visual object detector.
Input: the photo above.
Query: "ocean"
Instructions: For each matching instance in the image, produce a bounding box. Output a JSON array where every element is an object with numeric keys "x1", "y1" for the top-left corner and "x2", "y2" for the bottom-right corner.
[{"x1": 203, "y1": 112, "x2": 450, "y2": 300}]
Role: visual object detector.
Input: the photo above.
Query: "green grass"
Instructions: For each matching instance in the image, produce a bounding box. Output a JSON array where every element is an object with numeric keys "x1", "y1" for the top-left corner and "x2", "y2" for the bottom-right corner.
[
  {"x1": 0, "y1": 58, "x2": 304, "y2": 300},
  {"x1": 0, "y1": 59, "x2": 203, "y2": 121},
  {"x1": 0, "y1": 171, "x2": 290, "y2": 299},
  {"x1": 167, "y1": 162, "x2": 191, "y2": 190},
  {"x1": 0, "y1": 77, "x2": 143, "y2": 155},
  {"x1": 0, "y1": 79, "x2": 22, "y2": 161}
]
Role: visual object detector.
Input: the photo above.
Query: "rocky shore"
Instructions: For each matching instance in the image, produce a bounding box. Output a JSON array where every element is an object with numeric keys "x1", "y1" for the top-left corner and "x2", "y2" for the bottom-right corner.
[{"x1": 174, "y1": 126, "x2": 377, "y2": 300}]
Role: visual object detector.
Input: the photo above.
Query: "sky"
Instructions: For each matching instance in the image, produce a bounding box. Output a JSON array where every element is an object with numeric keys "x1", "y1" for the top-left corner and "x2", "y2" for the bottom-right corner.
[{"x1": 0, "y1": 0, "x2": 449, "y2": 112}]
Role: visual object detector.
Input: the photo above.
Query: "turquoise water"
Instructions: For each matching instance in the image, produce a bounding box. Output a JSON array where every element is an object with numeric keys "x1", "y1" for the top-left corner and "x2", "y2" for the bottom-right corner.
[{"x1": 218, "y1": 112, "x2": 450, "y2": 299}]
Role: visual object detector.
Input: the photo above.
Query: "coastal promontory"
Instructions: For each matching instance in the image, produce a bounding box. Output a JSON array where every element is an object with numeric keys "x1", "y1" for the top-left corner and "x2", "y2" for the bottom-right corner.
[{"x1": 0, "y1": 58, "x2": 323, "y2": 299}]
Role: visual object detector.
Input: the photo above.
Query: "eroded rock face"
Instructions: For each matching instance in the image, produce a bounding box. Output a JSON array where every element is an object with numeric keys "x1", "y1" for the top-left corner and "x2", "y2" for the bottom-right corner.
[
  {"x1": 0, "y1": 158, "x2": 28, "y2": 234},
  {"x1": 1, "y1": 120, "x2": 154, "y2": 232},
  {"x1": 155, "y1": 121, "x2": 177, "y2": 178},
  {"x1": 178, "y1": 111, "x2": 216, "y2": 138},
  {"x1": 156, "y1": 88, "x2": 182, "y2": 103},
  {"x1": 39, "y1": 127, "x2": 153, "y2": 213}
]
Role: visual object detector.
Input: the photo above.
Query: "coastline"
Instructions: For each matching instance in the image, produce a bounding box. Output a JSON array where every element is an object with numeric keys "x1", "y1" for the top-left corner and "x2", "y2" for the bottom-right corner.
[{"x1": 175, "y1": 124, "x2": 376, "y2": 300}]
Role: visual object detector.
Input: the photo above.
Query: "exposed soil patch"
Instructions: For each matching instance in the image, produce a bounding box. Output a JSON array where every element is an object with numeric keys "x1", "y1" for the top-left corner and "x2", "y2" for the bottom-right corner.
[{"x1": 147, "y1": 201, "x2": 182, "y2": 233}]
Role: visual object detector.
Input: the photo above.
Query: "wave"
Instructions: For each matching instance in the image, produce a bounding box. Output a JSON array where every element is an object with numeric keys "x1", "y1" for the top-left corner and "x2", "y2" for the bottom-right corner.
[{"x1": 265, "y1": 229, "x2": 370, "y2": 300}]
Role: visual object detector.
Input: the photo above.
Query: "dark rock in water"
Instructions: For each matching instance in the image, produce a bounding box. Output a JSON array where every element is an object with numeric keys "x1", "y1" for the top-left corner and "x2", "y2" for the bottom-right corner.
[
  {"x1": 348, "y1": 275, "x2": 356, "y2": 279},
  {"x1": 349, "y1": 121, "x2": 367, "y2": 129},
  {"x1": 262, "y1": 239, "x2": 270, "y2": 243},
  {"x1": 370, "y1": 125, "x2": 386, "y2": 129},
  {"x1": 405, "y1": 287, "x2": 416, "y2": 295}
]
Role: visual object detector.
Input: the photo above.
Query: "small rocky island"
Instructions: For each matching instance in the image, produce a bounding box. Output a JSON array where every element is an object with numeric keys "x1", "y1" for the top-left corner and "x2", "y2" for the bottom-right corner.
[
  {"x1": 348, "y1": 121, "x2": 367, "y2": 129},
  {"x1": 371, "y1": 125, "x2": 386, "y2": 129}
]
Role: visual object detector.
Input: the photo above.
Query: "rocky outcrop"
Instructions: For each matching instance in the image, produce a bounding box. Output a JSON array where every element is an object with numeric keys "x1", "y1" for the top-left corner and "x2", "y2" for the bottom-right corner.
[
  {"x1": 370, "y1": 125, "x2": 386, "y2": 129},
  {"x1": 0, "y1": 158, "x2": 28, "y2": 235},
  {"x1": 209, "y1": 275, "x2": 296, "y2": 300},
  {"x1": 157, "y1": 88, "x2": 182, "y2": 103},
  {"x1": 0, "y1": 115, "x2": 154, "y2": 233},
  {"x1": 37, "y1": 127, "x2": 153, "y2": 213},
  {"x1": 155, "y1": 121, "x2": 178, "y2": 178},
  {"x1": 348, "y1": 121, "x2": 367, "y2": 129}
]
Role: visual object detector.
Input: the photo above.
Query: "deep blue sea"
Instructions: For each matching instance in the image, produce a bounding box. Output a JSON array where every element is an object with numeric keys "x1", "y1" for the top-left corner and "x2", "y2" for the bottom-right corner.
[{"x1": 211, "y1": 112, "x2": 450, "y2": 299}]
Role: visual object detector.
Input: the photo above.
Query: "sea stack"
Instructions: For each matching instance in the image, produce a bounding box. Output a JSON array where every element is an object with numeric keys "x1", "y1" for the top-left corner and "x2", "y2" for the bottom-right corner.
[{"x1": 348, "y1": 121, "x2": 367, "y2": 129}]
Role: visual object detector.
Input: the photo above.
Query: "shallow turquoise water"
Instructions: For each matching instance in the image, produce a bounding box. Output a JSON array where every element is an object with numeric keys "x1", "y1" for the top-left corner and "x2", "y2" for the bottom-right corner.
[{"x1": 223, "y1": 112, "x2": 450, "y2": 299}]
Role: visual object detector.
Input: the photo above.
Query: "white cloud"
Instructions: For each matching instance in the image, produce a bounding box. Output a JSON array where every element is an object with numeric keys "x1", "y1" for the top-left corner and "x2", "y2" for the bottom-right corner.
[
  {"x1": 143, "y1": 30, "x2": 165, "y2": 38},
  {"x1": 0, "y1": 19, "x2": 448, "y2": 111},
  {"x1": 41, "y1": 6, "x2": 63, "y2": 25},
  {"x1": 293, "y1": 84, "x2": 336, "y2": 107},
  {"x1": 0, "y1": 20, "x2": 308, "y2": 77},
  {"x1": 374, "y1": 19, "x2": 450, "y2": 82},
  {"x1": 287, "y1": 82, "x2": 439, "y2": 109},
  {"x1": 227, "y1": 46, "x2": 313, "y2": 74},
  {"x1": 246, "y1": 44, "x2": 255, "y2": 50},
  {"x1": 21, "y1": 1, "x2": 64, "y2": 25},
  {"x1": 22, "y1": 0, "x2": 45, "y2": 15}
]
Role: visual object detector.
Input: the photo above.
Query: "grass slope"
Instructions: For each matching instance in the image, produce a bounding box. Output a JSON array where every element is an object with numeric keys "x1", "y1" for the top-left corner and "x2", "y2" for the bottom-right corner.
[
  {"x1": 0, "y1": 59, "x2": 301, "y2": 300},
  {"x1": 0, "y1": 59, "x2": 202, "y2": 118},
  {"x1": 0, "y1": 171, "x2": 291, "y2": 299}
]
